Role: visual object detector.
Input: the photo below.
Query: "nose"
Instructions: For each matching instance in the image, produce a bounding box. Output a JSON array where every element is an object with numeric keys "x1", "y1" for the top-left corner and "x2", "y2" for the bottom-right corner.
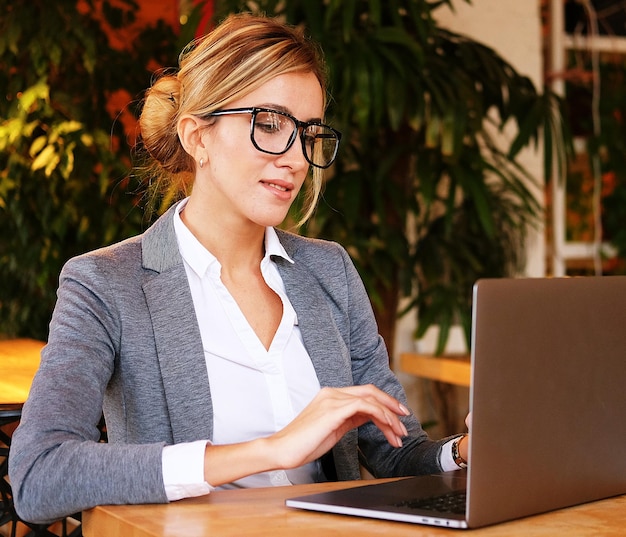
[{"x1": 274, "y1": 131, "x2": 310, "y2": 171}]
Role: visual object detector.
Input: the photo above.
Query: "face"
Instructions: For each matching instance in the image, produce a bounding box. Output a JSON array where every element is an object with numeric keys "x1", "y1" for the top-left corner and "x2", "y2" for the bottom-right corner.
[{"x1": 194, "y1": 71, "x2": 324, "y2": 230}]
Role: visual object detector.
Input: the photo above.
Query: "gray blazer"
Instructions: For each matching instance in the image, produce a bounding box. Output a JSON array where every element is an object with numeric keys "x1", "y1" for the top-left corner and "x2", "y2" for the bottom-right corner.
[{"x1": 10, "y1": 203, "x2": 446, "y2": 523}]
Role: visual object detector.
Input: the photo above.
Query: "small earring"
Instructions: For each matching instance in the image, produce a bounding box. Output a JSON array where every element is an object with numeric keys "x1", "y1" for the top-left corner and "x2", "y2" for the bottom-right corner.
[{"x1": 199, "y1": 158, "x2": 204, "y2": 169}]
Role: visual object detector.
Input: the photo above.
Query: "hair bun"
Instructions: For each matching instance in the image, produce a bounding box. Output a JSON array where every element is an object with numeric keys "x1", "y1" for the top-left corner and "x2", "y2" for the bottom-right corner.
[{"x1": 139, "y1": 76, "x2": 190, "y2": 173}]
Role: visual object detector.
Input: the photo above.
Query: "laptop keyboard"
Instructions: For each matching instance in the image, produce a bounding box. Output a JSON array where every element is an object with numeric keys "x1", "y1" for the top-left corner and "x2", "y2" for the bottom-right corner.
[{"x1": 394, "y1": 490, "x2": 467, "y2": 515}]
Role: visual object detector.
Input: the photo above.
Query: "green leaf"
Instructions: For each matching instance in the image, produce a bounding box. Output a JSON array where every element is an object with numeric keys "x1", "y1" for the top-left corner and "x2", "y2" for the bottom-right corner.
[
  {"x1": 31, "y1": 144, "x2": 57, "y2": 173},
  {"x1": 18, "y1": 81, "x2": 50, "y2": 113},
  {"x1": 29, "y1": 136, "x2": 48, "y2": 157},
  {"x1": 425, "y1": 114, "x2": 441, "y2": 148}
]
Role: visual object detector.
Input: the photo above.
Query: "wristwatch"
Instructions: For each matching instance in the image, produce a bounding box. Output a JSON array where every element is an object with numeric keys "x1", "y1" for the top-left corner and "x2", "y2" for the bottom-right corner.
[{"x1": 452, "y1": 434, "x2": 468, "y2": 469}]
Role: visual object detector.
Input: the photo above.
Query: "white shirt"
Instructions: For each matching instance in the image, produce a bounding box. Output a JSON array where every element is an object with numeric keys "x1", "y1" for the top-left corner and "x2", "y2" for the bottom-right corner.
[{"x1": 162, "y1": 199, "x2": 461, "y2": 501}]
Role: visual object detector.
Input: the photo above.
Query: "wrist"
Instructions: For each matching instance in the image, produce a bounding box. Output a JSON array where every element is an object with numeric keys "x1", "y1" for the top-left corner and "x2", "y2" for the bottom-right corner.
[
  {"x1": 452, "y1": 434, "x2": 468, "y2": 469},
  {"x1": 203, "y1": 437, "x2": 278, "y2": 487}
]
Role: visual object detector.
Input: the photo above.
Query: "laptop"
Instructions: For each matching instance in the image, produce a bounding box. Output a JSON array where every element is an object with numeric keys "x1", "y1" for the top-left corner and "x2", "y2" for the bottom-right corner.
[{"x1": 286, "y1": 276, "x2": 626, "y2": 528}]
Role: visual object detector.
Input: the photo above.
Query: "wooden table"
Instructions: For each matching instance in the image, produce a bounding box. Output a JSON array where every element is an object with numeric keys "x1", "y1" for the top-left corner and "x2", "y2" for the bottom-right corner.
[
  {"x1": 0, "y1": 338, "x2": 45, "y2": 405},
  {"x1": 400, "y1": 353, "x2": 471, "y2": 387},
  {"x1": 82, "y1": 480, "x2": 626, "y2": 537}
]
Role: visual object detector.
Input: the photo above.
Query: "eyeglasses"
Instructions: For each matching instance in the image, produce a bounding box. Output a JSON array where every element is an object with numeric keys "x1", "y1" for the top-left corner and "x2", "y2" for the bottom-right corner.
[{"x1": 204, "y1": 107, "x2": 342, "y2": 169}]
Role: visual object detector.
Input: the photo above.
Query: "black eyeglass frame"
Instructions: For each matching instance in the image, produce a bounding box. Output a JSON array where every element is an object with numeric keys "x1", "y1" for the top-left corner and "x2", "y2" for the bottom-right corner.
[{"x1": 204, "y1": 107, "x2": 342, "y2": 169}]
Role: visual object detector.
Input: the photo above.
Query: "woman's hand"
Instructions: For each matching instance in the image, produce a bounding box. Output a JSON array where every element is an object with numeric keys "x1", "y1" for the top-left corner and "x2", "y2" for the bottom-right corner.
[
  {"x1": 268, "y1": 385, "x2": 411, "y2": 469},
  {"x1": 203, "y1": 384, "x2": 410, "y2": 487}
]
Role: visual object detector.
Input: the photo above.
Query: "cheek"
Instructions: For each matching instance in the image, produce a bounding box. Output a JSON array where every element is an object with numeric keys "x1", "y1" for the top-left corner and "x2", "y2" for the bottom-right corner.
[
  {"x1": 204, "y1": 118, "x2": 256, "y2": 158},
  {"x1": 208, "y1": 123, "x2": 244, "y2": 155},
  {"x1": 204, "y1": 132, "x2": 264, "y2": 188}
]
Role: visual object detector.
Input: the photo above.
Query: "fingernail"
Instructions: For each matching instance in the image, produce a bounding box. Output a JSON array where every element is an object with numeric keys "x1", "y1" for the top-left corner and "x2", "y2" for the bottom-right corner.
[
  {"x1": 399, "y1": 404, "x2": 410, "y2": 416},
  {"x1": 401, "y1": 423, "x2": 408, "y2": 437}
]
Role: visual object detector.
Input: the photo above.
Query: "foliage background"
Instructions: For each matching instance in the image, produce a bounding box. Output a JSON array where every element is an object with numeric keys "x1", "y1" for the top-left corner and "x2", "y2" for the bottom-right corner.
[
  {"x1": 0, "y1": 0, "x2": 177, "y2": 340},
  {"x1": 585, "y1": 58, "x2": 626, "y2": 270}
]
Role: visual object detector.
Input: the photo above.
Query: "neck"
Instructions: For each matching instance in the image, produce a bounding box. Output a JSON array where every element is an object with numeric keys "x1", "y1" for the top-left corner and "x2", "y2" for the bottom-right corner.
[{"x1": 180, "y1": 197, "x2": 266, "y2": 271}]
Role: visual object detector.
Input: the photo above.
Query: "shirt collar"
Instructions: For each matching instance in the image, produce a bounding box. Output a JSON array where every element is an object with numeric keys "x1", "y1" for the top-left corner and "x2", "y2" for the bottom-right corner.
[
  {"x1": 173, "y1": 198, "x2": 294, "y2": 278},
  {"x1": 264, "y1": 226, "x2": 294, "y2": 265}
]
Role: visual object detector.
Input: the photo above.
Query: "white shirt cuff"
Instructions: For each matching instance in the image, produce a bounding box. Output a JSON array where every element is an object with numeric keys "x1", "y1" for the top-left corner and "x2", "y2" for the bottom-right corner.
[
  {"x1": 440, "y1": 438, "x2": 463, "y2": 472},
  {"x1": 162, "y1": 440, "x2": 215, "y2": 501}
]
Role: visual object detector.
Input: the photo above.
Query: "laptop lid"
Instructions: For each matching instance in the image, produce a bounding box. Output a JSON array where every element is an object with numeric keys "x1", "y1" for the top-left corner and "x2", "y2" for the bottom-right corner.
[
  {"x1": 466, "y1": 276, "x2": 626, "y2": 527},
  {"x1": 286, "y1": 276, "x2": 626, "y2": 528}
]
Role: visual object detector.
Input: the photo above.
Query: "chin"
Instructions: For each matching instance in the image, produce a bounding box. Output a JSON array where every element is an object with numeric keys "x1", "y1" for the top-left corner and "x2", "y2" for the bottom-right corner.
[
  {"x1": 254, "y1": 208, "x2": 292, "y2": 228},
  {"x1": 252, "y1": 215, "x2": 288, "y2": 229}
]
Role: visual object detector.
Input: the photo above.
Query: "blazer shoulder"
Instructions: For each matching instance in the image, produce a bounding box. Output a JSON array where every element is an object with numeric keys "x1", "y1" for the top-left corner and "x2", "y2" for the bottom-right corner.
[
  {"x1": 63, "y1": 234, "x2": 142, "y2": 273},
  {"x1": 63, "y1": 203, "x2": 181, "y2": 279},
  {"x1": 275, "y1": 228, "x2": 349, "y2": 263}
]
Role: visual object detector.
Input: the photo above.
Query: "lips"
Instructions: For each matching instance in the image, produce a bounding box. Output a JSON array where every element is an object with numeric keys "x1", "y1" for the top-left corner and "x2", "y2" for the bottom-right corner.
[
  {"x1": 267, "y1": 182, "x2": 288, "y2": 192},
  {"x1": 261, "y1": 179, "x2": 294, "y2": 200}
]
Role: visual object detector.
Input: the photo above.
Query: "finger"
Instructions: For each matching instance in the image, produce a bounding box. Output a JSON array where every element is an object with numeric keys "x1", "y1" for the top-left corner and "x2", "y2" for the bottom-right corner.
[
  {"x1": 337, "y1": 394, "x2": 409, "y2": 446},
  {"x1": 336, "y1": 384, "x2": 411, "y2": 419},
  {"x1": 341, "y1": 385, "x2": 411, "y2": 441}
]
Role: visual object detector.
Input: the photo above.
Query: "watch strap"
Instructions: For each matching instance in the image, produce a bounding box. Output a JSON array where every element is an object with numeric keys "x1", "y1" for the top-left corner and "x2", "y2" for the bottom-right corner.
[{"x1": 452, "y1": 434, "x2": 468, "y2": 469}]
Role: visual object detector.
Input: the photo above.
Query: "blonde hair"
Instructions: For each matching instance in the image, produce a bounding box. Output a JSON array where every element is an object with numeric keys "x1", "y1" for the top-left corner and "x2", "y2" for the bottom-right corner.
[{"x1": 138, "y1": 13, "x2": 329, "y2": 223}]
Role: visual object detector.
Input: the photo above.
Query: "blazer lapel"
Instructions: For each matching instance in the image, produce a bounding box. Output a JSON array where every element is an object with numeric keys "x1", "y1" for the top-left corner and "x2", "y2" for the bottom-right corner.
[
  {"x1": 141, "y1": 205, "x2": 214, "y2": 443},
  {"x1": 274, "y1": 232, "x2": 353, "y2": 390},
  {"x1": 274, "y1": 231, "x2": 361, "y2": 480}
]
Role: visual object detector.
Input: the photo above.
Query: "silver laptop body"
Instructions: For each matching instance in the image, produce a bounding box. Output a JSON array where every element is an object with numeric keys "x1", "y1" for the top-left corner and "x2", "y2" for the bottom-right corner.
[{"x1": 286, "y1": 276, "x2": 626, "y2": 528}]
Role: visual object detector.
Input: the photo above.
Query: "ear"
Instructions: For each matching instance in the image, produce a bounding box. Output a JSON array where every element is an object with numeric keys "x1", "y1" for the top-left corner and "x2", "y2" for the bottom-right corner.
[{"x1": 177, "y1": 114, "x2": 207, "y2": 163}]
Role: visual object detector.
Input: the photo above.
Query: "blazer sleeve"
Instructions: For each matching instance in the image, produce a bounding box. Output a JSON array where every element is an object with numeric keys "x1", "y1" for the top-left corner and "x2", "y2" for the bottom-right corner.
[{"x1": 9, "y1": 251, "x2": 168, "y2": 524}]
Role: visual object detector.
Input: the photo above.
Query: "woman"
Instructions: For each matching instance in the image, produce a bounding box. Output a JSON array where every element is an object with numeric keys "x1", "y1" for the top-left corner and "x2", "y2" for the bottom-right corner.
[{"x1": 9, "y1": 13, "x2": 468, "y2": 523}]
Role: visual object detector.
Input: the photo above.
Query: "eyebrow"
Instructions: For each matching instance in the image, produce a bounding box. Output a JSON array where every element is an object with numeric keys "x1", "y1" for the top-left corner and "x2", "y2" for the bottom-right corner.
[{"x1": 258, "y1": 103, "x2": 323, "y2": 124}]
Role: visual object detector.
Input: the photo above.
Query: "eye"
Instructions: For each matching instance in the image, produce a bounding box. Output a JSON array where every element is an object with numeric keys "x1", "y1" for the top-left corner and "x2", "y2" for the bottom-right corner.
[
  {"x1": 255, "y1": 111, "x2": 284, "y2": 134},
  {"x1": 303, "y1": 125, "x2": 327, "y2": 147},
  {"x1": 303, "y1": 131, "x2": 317, "y2": 150}
]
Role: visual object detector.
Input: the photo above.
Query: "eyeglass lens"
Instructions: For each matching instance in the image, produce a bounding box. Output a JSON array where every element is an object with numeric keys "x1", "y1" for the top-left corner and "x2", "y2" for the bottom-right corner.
[{"x1": 252, "y1": 110, "x2": 338, "y2": 168}]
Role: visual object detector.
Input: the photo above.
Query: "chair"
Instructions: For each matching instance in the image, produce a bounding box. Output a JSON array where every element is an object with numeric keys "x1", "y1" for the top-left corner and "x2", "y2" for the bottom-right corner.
[{"x1": 0, "y1": 404, "x2": 83, "y2": 537}]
